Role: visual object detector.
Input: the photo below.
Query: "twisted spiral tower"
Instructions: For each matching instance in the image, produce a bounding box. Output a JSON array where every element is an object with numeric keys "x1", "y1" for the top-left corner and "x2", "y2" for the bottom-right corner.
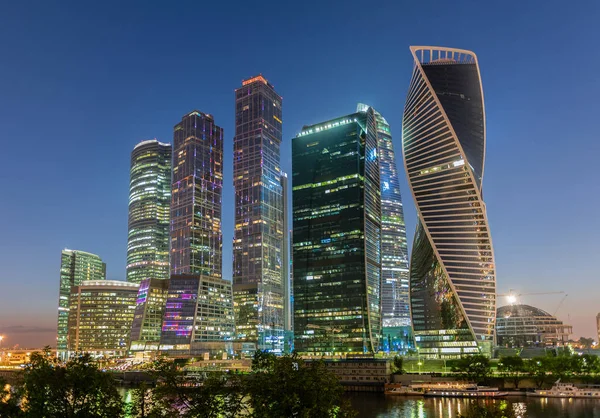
[{"x1": 402, "y1": 46, "x2": 496, "y2": 358}]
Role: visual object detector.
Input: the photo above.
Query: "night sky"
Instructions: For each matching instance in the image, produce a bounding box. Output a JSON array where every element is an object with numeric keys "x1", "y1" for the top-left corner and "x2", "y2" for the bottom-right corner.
[{"x1": 1, "y1": 0, "x2": 598, "y2": 348}]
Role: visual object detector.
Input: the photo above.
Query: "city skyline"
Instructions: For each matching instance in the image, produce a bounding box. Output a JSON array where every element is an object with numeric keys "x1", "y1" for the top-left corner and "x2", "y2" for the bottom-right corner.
[{"x1": 1, "y1": 1, "x2": 599, "y2": 348}]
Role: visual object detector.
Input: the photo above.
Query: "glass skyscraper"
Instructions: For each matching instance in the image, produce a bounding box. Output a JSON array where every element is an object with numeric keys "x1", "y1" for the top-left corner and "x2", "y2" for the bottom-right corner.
[
  {"x1": 401, "y1": 46, "x2": 496, "y2": 358},
  {"x1": 56, "y1": 249, "x2": 106, "y2": 359},
  {"x1": 160, "y1": 111, "x2": 234, "y2": 354},
  {"x1": 170, "y1": 111, "x2": 223, "y2": 276},
  {"x1": 360, "y1": 104, "x2": 412, "y2": 352},
  {"x1": 126, "y1": 139, "x2": 172, "y2": 284},
  {"x1": 292, "y1": 106, "x2": 382, "y2": 355},
  {"x1": 233, "y1": 75, "x2": 285, "y2": 352}
]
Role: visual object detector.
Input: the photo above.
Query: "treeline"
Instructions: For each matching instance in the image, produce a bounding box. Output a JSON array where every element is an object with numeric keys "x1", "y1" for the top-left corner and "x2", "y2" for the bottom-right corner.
[
  {"x1": 448, "y1": 353, "x2": 600, "y2": 388},
  {"x1": 0, "y1": 349, "x2": 356, "y2": 418}
]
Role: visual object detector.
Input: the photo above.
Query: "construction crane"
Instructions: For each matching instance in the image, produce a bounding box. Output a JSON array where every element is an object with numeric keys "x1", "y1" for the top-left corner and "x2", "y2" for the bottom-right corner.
[
  {"x1": 496, "y1": 289, "x2": 565, "y2": 305},
  {"x1": 553, "y1": 294, "x2": 568, "y2": 316}
]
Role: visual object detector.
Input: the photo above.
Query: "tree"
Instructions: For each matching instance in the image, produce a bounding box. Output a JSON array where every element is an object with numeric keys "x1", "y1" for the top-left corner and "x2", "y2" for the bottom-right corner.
[
  {"x1": 527, "y1": 357, "x2": 551, "y2": 389},
  {"x1": 580, "y1": 354, "x2": 600, "y2": 378},
  {"x1": 22, "y1": 348, "x2": 124, "y2": 418},
  {"x1": 0, "y1": 376, "x2": 24, "y2": 417},
  {"x1": 579, "y1": 337, "x2": 595, "y2": 349},
  {"x1": 392, "y1": 356, "x2": 405, "y2": 375},
  {"x1": 458, "y1": 400, "x2": 520, "y2": 418},
  {"x1": 451, "y1": 355, "x2": 491, "y2": 384},
  {"x1": 147, "y1": 358, "x2": 247, "y2": 418},
  {"x1": 497, "y1": 356, "x2": 525, "y2": 389},
  {"x1": 246, "y1": 351, "x2": 356, "y2": 418}
]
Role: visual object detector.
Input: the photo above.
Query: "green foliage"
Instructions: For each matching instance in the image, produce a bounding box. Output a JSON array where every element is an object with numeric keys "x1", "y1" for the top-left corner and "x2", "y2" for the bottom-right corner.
[
  {"x1": 526, "y1": 356, "x2": 551, "y2": 388},
  {"x1": 458, "y1": 400, "x2": 520, "y2": 418},
  {"x1": 497, "y1": 356, "x2": 525, "y2": 389},
  {"x1": 451, "y1": 355, "x2": 491, "y2": 384},
  {"x1": 22, "y1": 348, "x2": 124, "y2": 417},
  {"x1": 392, "y1": 356, "x2": 405, "y2": 375},
  {"x1": 247, "y1": 351, "x2": 356, "y2": 418},
  {"x1": 145, "y1": 358, "x2": 247, "y2": 418},
  {"x1": 0, "y1": 377, "x2": 24, "y2": 417}
]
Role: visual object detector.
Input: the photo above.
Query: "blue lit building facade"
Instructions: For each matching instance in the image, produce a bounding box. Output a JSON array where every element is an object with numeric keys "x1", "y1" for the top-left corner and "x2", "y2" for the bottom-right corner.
[{"x1": 362, "y1": 105, "x2": 412, "y2": 353}]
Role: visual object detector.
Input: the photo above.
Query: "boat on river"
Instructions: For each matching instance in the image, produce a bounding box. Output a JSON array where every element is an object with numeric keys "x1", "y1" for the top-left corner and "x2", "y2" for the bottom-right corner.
[
  {"x1": 385, "y1": 382, "x2": 505, "y2": 398},
  {"x1": 528, "y1": 381, "x2": 600, "y2": 398},
  {"x1": 424, "y1": 384, "x2": 507, "y2": 398}
]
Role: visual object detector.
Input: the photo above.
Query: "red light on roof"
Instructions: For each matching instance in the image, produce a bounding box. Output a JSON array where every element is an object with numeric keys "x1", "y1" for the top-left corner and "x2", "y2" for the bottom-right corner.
[{"x1": 242, "y1": 75, "x2": 268, "y2": 86}]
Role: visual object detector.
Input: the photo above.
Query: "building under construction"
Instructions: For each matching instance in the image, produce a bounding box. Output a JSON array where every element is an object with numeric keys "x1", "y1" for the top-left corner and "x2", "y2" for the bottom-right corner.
[{"x1": 496, "y1": 304, "x2": 572, "y2": 347}]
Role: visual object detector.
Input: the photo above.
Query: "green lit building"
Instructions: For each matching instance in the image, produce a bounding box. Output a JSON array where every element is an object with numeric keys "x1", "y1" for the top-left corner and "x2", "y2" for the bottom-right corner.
[
  {"x1": 126, "y1": 139, "x2": 172, "y2": 284},
  {"x1": 67, "y1": 280, "x2": 139, "y2": 356},
  {"x1": 292, "y1": 106, "x2": 382, "y2": 355},
  {"x1": 129, "y1": 278, "x2": 170, "y2": 353},
  {"x1": 56, "y1": 249, "x2": 106, "y2": 359}
]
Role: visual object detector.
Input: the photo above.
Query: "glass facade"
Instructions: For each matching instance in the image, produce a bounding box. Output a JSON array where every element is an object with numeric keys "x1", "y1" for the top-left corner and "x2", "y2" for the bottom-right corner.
[
  {"x1": 126, "y1": 140, "x2": 172, "y2": 284},
  {"x1": 361, "y1": 104, "x2": 412, "y2": 352},
  {"x1": 233, "y1": 75, "x2": 285, "y2": 352},
  {"x1": 67, "y1": 280, "x2": 138, "y2": 356},
  {"x1": 159, "y1": 274, "x2": 235, "y2": 351},
  {"x1": 56, "y1": 249, "x2": 106, "y2": 359},
  {"x1": 129, "y1": 278, "x2": 170, "y2": 351},
  {"x1": 170, "y1": 111, "x2": 223, "y2": 277},
  {"x1": 292, "y1": 107, "x2": 382, "y2": 355},
  {"x1": 402, "y1": 47, "x2": 496, "y2": 358},
  {"x1": 281, "y1": 172, "x2": 293, "y2": 352},
  {"x1": 496, "y1": 304, "x2": 572, "y2": 347},
  {"x1": 164, "y1": 111, "x2": 233, "y2": 353}
]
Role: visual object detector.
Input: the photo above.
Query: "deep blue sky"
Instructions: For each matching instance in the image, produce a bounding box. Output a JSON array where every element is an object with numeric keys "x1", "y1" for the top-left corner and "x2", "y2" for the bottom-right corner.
[{"x1": 1, "y1": 1, "x2": 598, "y2": 348}]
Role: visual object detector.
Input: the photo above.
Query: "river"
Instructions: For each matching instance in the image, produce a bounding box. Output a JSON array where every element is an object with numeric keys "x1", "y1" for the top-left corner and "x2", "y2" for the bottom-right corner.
[{"x1": 346, "y1": 393, "x2": 600, "y2": 417}]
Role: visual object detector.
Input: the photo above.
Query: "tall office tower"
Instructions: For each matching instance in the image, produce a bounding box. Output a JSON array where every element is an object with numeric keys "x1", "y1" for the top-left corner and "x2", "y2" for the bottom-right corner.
[
  {"x1": 233, "y1": 75, "x2": 284, "y2": 352},
  {"x1": 161, "y1": 111, "x2": 233, "y2": 354},
  {"x1": 67, "y1": 280, "x2": 139, "y2": 356},
  {"x1": 402, "y1": 46, "x2": 496, "y2": 358},
  {"x1": 170, "y1": 110, "x2": 223, "y2": 276},
  {"x1": 358, "y1": 104, "x2": 412, "y2": 352},
  {"x1": 281, "y1": 172, "x2": 292, "y2": 352},
  {"x1": 160, "y1": 274, "x2": 235, "y2": 355},
  {"x1": 126, "y1": 139, "x2": 172, "y2": 284},
  {"x1": 292, "y1": 106, "x2": 382, "y2": 355},
  {"x1": 56, "y1": 249, "x2": 106, "y2": 359},
  {"x1": 129, "y1": 278, "x2": 170, "y2": 352}
]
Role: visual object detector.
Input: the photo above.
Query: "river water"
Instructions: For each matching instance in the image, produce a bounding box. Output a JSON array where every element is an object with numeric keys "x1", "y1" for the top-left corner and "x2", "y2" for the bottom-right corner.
[{"x1": 346, "y1": 393, "x2": 600, "y2": 417}]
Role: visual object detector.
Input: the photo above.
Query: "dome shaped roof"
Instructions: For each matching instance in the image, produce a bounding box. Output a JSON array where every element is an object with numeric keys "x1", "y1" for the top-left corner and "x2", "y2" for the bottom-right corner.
[{"x1": 497, "y1": 304, "x2": 553, "y2": 319}]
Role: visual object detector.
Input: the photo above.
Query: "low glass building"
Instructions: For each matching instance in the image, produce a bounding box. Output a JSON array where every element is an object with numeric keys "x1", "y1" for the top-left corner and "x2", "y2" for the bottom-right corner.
[
  {"x1": 159, "y1": 274, "x2": 235, "y2": 356},
  {"x1": 57, "y1": 249, "x2": 106, "y2": 359},
  {"x1": 129, "y1": 278, "x2": 170, "y2": 352},
  {"x1": 67, "y1": 280, "x2": 139, "y2": 357}
]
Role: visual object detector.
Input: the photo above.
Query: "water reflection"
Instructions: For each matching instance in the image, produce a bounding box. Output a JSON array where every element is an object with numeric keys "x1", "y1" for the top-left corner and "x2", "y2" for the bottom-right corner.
[{"x1": 347, "y1": 393, "x2": 600, "y2": 418}]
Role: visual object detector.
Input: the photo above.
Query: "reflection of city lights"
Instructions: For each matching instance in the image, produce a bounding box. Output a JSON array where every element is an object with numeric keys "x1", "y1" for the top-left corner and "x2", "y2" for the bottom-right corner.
[
  {"x1": 417, "y1": 399, "x2": 425, "y2": 418},
  {"x1": 513, "y1": 401, "x2": 527, "y2": 418}
]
